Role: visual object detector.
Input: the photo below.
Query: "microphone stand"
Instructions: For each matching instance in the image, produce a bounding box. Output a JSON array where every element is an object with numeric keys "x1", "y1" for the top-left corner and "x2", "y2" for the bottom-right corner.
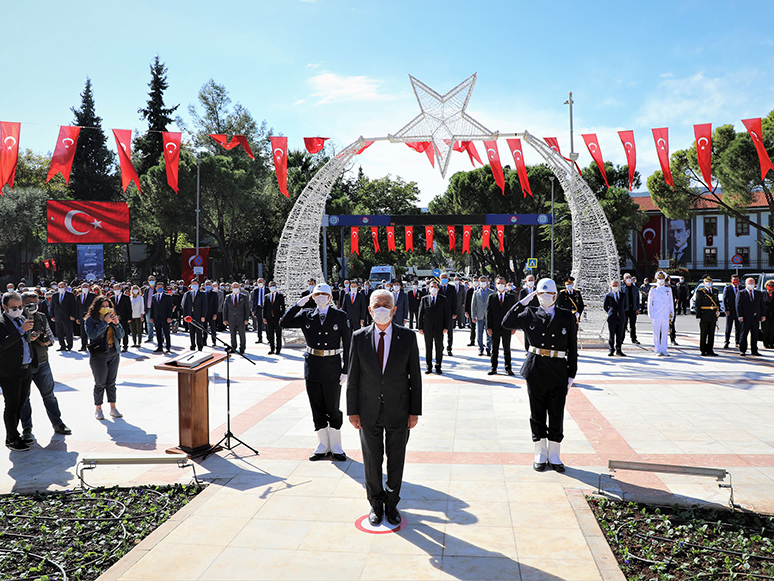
[{"x1": 184, "y1": 316, "x2": 258, "y2": 459}]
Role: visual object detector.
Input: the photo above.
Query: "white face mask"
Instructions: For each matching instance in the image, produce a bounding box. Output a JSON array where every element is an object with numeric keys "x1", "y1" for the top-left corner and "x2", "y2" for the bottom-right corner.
[
  {"x1": 132, "y1": 289, "x2": 139, "y2": 295},
  {"x1": 5, "y1": 306, "x2": 23, "y2": 319},
  {"x1": 393, "y1": 285, "x2": 401, "y2": 292},
  {"x1": 114, "y1": 290, "x2": 121, "y2": 296},
  {"x1": 538, "y1": 294, "x2": 556, "y2": 308},
  {"x1": 308, "y1": 285, "x2": 315, "y2": 292},
  {"x1": 314, "y1": 295, "x2": 329, "y2": 307},
  {"x1": 611, "y1": 286, "x2": 620, "y2": 293},
  {"x1": 453, "y1": 281, "x2": 459, "y2": 287},
  {"x1": 269, "y1": 286, "x2": 276, "y2": 293},
  {"x1": 746, "y1": 283, "x2": 755, "y2": 291},
  {"x1": 412, "y1": 285, "x2": 418, "y2": 290},
  {"x1": 656, "y1": 279, "x2": 665, "y2": 287},
  {"x1": 625, "y1": 278, "x2": 632, "y2": 285},
  {"x1": 257, "y1": 283, "x2": 264, "y2": 288},
  {"x1": 526, "y1": 280, "x2": 534, "y2": 288},
  {"x1": 429, "y1": 287, "x2": 438, "y2": 296},
  {"x1": 343, "y1": 283, "x2": 349, "y2": 289},
  {"x1": 371, "y1": 306, "x2": 392, "y2": 325},
  {"x1": 566, "y1": 284, "x2": 573, "y2": 291},
  {"x1": 496, "y1": 283, "x2": 505, "y2": 292},
  {"x1": 705, "y1": 282, "x2": 713, "y2": 289},
  {"x1": 232, "y1": 287, "x2": 240, "y2": 294}
]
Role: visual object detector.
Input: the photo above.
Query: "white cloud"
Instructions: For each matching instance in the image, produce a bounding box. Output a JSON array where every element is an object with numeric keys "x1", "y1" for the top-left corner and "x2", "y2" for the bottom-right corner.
[
  {"x1": 306, "y1": 72, "x2": 397, "y2": 105},
  {"x1": 306, "y1": 61, "x2": 323, "y2": 69}
]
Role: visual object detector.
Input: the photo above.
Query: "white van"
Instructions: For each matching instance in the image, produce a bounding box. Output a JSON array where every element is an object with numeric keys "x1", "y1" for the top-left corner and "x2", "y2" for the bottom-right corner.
[{"x1": 369, "y1": 265, "x2": 396, "y2": 285}]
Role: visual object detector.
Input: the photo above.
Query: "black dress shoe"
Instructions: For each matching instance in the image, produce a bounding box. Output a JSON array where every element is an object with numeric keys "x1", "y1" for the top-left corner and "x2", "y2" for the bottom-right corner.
[
  {"x1": 331, "y1": 452, "x2": 346, "y2": 462},
  {"x1": 369, "y1": 504, "x2": 384, "y2": 526},
  {"x1": 435, "y1": 368, "x2": 442, "y2": 375},
  {"x1": 447, "y1": 350, "x2": 453, "y2": 356},
  {"x1": 608, "y1": 351, "x2": 615, "y2": 357},
  {"x1": 723, "y1": 342, "x2": 729, "y2": 349},
  {"x1": 549, "y1": 462, "x2": 566, "y2": 473},
  {"x1": 54, "y1": 424, "x2": 72, "y2": 435},
  {"x1": 740, "y1": 352, "x2": 746, "y2": 356},
  {"x1": 708, "y1": 352, "x2": 719, "y2": 356},
  {"x1": 487, "y1": 369, "x2": 497, "y2": 375},
  {"x1": 269, "y1": 349, "x2": 275, "y2": 354},
  {"x1": 153, "y1": 348, "x2": 164, "y2": 353},
  {"x1": 632, "y1": 339, "x2": 641, "y2": 345},
  {"x1": 385, "y1": 505, "x2": 401, "y2": 526},
  {"x1": 616, "y1": 350, "x2": 626, "y2": 356},
  {"x1": 751, "y1": 351, "x2": 762, "y2": 356},
  {"x1": 467, "y1": 342, "x2": 475, "y2": 346},
  {"x1": 309, "y1": 452, "x2": 329, "y2": 461},
  {"x1": 56, "y1": 347, "x2": 65, "y2": 351},
  {"x1": 700, "y1": 352, "x2": 708, "y2": 357},
  {"x1": 533, "y1": 461, "x2": 547, "y2": 472},
  {"x1": 79, "y1": 347, "x2": 87, "y2": 352},
  {"x1": 505, "y1": 369, "x2": 515, "y2": 376},
  {"x1": 425, "y1": 368, "x2": 432, "y2": 375},
  {"x1": 478, "y1": 351, "x2": 484, "y2": 356}
]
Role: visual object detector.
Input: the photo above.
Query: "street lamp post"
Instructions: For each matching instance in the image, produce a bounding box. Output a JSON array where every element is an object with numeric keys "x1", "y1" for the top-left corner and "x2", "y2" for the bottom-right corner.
[
  {"x1": 549, "y1": 175, "x2": 555, "y2": 278},
  {"x1": 564, "y1": 91, "x2": 579, "y2": 162}
]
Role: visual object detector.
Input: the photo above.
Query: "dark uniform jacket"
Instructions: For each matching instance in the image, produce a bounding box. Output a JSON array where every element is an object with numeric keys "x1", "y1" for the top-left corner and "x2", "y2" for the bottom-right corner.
[
  {"x1": 502, "y1": 303, "x2": 578, "y2": 381},
  {"x1": 556, "y1": 289, "x2": 584, "y2": 317},
  {"x1": 346, "y1": 323, "x2": 421, "y2": 428},
  {"x1": 113, "y1": 293, "x2": 133, "y2": 325},
  {"x1": 417, "y1": 293, "x2": 449, "y2": 333},
  {"x1": 439, "y1": 284, "x2": 457, "y2": 321},
  {"x1": 695, "y1": 286, "x2": 720, "y2": 318},
  {"x1": 281, "y1": 305, "x2": 351, "y2": 380}
]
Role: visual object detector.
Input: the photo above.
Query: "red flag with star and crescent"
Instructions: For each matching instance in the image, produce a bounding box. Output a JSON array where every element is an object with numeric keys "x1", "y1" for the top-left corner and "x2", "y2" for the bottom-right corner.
[
  {"x1": 406, "y1": 141, "x2": 435, "y2": 168},
  {"x1": 482, "y1": 225, "x2": 491, "y2": 250},
  {"x1": 484, "y1": 140, "x2": 505, "y2": 195},
  {"x1": 46, "y1": 125, "x2": 80, "y2": 185},
  {"x1": 304, "y1": 137, "x2": 328, "y2": 154},
  {"x1": 112, "y1": 129, "x2": 141, "y2": 194},
  {"x1": 694, "y1": 124, "x2": 714, "y2": 191},
  {"x1": 652, "y1": 128, "x2": 674, "y2": 189},
  {"x1": 544, "y1": 137, "x2": 582, "y2": 175},
  {"x1": 386, "y1": 226, "x2": 396, "y2": 251},
  {"x1": 447, "y1": 226, "x2": 456, "y2": 252},
  {"x1": 496, "y1": 225, "x2": 505, "y2": 252},
  {"x1": 462, "y1": 225, "x2": 471, "y2": 254},
  {"x1": 618, "y1": 130, "x2": 636, "y2": 191},
  {"x1": 209, "y1": 134, "x2": 254, "y2": 158},
  {"x1": 270, "y1": 136, "x2": 289, "y2": 197},
  {"x1": 742, "y1": 118, "x2": 774, "y2": 181},
  {"x1": 353, "y1": 141, "x2": 374, "y2": 155},
  {"x1": 453, "y1": 141, "x2": 483, "y2": 166},
  {"x1": 47, "y1": 200, "x2": 130, "y2": 244},
  {"x1": 582, "y1": 134, "x2": 609, "y2": 188},
  {"x1": 0, "y1": 121, "x2": 21, "y2": 191},
  {"x1": 506, "y1": 138, "x2": 532, "y2": 198},
  {"x1": 350, "y1": 227, "x2": 359, "y2": 255},
  {"x1": 425, "y1": 225, "x2": 433, "y2": 251},
  {"x1": 162, "y1": 132, "x2": 181, "y2": 193},
  {"x1": 405, "y1": 226, "x2": 414, "y2": 252},
  {"x1": 371, "y1": 227, "x2": 381, "y2": 252}
]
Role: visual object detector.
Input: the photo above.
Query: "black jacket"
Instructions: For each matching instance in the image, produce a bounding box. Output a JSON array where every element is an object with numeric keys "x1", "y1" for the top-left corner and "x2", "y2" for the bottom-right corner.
[
  {"x1": 341, "y1": 291, "x2": 367, "y2": 328},
  {"x1": 736, "y1": 288, "x2": 765, "y2": 320},
  {"x1": 557, "y1": 290, "x2": 584, "y2": 316},
  {"x1": 417, "y1": 293, "x2": 449, "y2": 333},
  {"x1": 486, "y1": 291, "x2": 517, "y2": 331},
  {"x1": 76, "y1": 292, "x2": 98, "y2": 320},
  {"x1": 263, "y1": 292, "x2": 286, "y2": 323},
  {"x1": 182, "y1": 290, "x2": 209, "y2": 321},
  {"x1": 113, "y1": 293, "x2": 132, "y2": 325},
  {"x1": 51, "y1": 291, "x2": 76, "y2": 321},
  {"x1": 438, "y1": 284, "x2": 456, "y2": 321},
  {"x1": 407, "y1": 288, "x2": 424, "y2": 312},
  {"x1": 0, "y1": 313, "x2": 38, "y2": 378},
  {"x1": 281, "y1": 305, "x2": 351, "y2": 379},
  {"x1": 603, "y1": 291, "x2": 628, "y2": 324},
  {"x1": 150, "y1": 293, "x2": 174, "y2": 323}
]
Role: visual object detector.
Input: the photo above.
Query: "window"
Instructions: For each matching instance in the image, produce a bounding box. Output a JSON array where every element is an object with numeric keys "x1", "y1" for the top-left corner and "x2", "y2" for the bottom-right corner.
[
  {"x1": 704, "y1": 247, "x2": 717, "y2": 267},
  {"x1": 736, "y1": 218, "x2": 750, "y2": 237},
  {"x1": 736, "y1": 247, "x2": 750, "y2": 266},
  {"x1": 703, "y1": 217, "x2": 717, "y2": 236}
]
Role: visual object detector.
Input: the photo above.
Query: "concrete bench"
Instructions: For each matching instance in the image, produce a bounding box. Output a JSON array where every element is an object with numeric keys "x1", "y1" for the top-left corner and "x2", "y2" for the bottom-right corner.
[{"x1": 76, "y1": 453, "x2": 197, "y2": 488}]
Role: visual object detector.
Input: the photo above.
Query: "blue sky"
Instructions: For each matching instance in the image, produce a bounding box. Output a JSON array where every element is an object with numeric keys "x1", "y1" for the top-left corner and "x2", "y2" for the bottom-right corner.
[{"x1": 3, "y1": 0, "x2": 774, "y2": 204}]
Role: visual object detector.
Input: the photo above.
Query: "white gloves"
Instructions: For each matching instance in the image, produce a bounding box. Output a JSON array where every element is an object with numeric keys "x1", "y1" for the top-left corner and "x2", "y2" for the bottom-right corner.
[
  {"x1": 575, "y1": 312, "x2": 580, "y2": 320},
  {"x1": 296, "y1": 295, "x2": 312, "y2": 307},
  {"x1": 567, "y1": 377, "x2": 574, "y2": 389},
  {"x1": 340, "y1": 373, "x2": 347, "y2": 384},
  {"x1": 520, "y1": 289, "x2": 539, "y2": 306}
]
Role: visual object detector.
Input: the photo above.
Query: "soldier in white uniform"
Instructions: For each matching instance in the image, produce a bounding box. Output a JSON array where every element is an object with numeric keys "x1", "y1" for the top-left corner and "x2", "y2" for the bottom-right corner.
[{"x1": 648, "y1": 271, "x2": 674, "y2": 357}]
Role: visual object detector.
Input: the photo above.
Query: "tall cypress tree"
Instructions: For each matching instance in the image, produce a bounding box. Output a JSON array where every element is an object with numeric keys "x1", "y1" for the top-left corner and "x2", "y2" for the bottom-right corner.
[
  {"x1": 135, "y1": 55, "x2": 179, "y2": 175},
  {"x1": 69, "y1": 78, "x2": 117, "y2": 201}
]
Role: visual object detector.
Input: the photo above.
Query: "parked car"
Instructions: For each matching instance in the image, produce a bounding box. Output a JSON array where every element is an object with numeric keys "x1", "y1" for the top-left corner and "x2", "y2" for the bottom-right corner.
[
  {"x1": 742, "y1": 272, "x2": 774, "y2": 291},
  {"x1": 689, "y1": 282, "x2": 726, "y2": 315}
]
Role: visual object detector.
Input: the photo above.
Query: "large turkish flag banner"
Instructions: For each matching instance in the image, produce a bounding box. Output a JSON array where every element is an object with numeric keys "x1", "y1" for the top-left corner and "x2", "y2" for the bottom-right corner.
[
  {"x1": 652, "y1": 128, "x2": 673, "y2": 189},
  {"x1": 0, "y1": 121, "x2": 21, "y2": 191},
  {"x1": 371, "y1": 227, "x2": 381, "y2": 252},
  {"x1": 582, "y1": 133, "x2": 609, "y2": 188},
  {"x1": 162, "y1": 131, "x2": 181, "y2": 192},
  {"x1": 405, "y1": 226, "x2": 414, "y2": 252},
  {"x1": 482, "y1": 225, "x2": 491, "y2": 250},
  {"x1": 270, "y1": 136, "x2": 289, "y2": 197},
  {"x1": 47, "y1": 201, "x2": 130, "y2": 244},
  {"x1": 47, "y1": 125, "x2": 80, "y2": 185},
  {"x1": 483, "y1": 140, "x2": 505, "y2": 195},
  {"x1": 351, "y1": 227, "x2": 359, "y2": 255},
  {"x1": 496, "y1": 225, "x2": 505, "y2": 252},
  {"x1": 462, "y1": 225, "x2": 471, "y2": 254},
  {"x1": 694, "y1": 123, "x2": 714, "y2": 191},
  {"x1": 112, "y1": 129, "x2": 141, "y2": 194},
  {"x1": 618, "y1": 130, "x2": 636, "y2": 191},
  {"x1": 182, "y1": 247, "x2": 209, "y2": 282},
  {"x1": 304, "y1": 137, "x2": 329, "y2": 154},
  {"x1": 386, "y1": 226, "x2": 396, "y2": 251},
  {"x1": 425, "y1": 225, "x2": 433, "y2": 251},
  {"x1": 506, "y1": 138, "x2": 532, "y2": 197},
  {"x1": 447, "y1": 225, "x2": 456, "y2": 252},
  {"x1": 742, "y1": 118, "x2": 774, "y2": 180}
]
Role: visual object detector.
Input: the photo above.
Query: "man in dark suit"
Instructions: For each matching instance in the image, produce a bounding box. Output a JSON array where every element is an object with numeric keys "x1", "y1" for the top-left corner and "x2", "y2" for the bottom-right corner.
[
  {"x1": 406, "y1": 282, "x2": 424, "y2": 329},
  {"x1": 465, "y1": 280, "x2": 476, "y2": 346},
  {"x1": 251, "y1": 278, "x2": 266, "y2": 344},
  {"x1": 150, "y1": 281, "x2": 173, "y2": 353},
  {"x1": 486, "y1": 276, "x2": 517, "y2": 375},
  {"x1": 736, "y1": 277, "x2": 766, "y2": 356},
  {"x1": 262, "y1": 281, "x2": 285, "y2": 355},
  {"x1": 603, "y1": 279, "x2": 628, "y2": 356},
  {"x1": 417, "y1": 280, "x2": 449, "y2": 374},
  {"x1": 182, "y1": 280, "x2": 208, "y2": 351},
  {"x1": 391, "y1": 280, "x2": 408, "y2": 326},
  {"x1": 75, "y1": 282, "x2": 97, "y2": 351},
  {"x1": 438, "y1": 274, "x2": 457, "y2": 356},
  {"x1": 347, "y1": 289, "x2": 422, "y2": 526},
  {"x1": 676, "y1": 277, "x2": 690, "y2": 315},
  {"x1": 342, "y1": 280, "x2": 367, "y2": 331},
  {"x1": 50, "y1": 281, "x2": 76, "y2": 351},
  {"x1": 111, "y1": 283, "x2": 132, "y2": 352},
  {"x1": 224, "y1": 282, "x2": 250, "y2": 354},
  {"x1": 723, "y1": 275, "x2": 742, "y2": 349},
  {"x1": 621, "y1": 273, "x2": 641, "y2": 345},
  {"x1": 203, "y1": 281, "x2": 220, "y2": 346}
]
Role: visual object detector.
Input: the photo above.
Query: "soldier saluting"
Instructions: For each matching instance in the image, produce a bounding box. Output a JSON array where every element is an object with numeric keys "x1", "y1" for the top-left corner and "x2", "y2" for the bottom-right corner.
[
  {"x1": 556, "y1": 276, "x2": 584, "y2": 324},
  {"x1": 281, "y1": 283, "x2": 351, "y2": 461}
]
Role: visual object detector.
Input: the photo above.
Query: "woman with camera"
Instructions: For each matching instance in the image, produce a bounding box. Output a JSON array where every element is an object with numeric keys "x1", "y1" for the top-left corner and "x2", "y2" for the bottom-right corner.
[{"x1": 85, "y1": 297, "x2": 125, "y2": 420}]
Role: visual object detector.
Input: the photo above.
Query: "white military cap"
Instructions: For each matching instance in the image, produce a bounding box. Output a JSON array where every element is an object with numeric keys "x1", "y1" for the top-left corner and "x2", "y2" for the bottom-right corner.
[
  {"x1": 536, "y1": 278, "x2": 557, "y2": 293},
  {"x1": 655, "y1": 270, "x2": 667, "y2": 279},
  {"x1": 312, "y1": 283, "x2": 332, "y2": 297}
]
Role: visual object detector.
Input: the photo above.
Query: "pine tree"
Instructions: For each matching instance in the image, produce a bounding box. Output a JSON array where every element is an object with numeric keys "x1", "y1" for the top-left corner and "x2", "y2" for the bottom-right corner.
[
  {"x1": 69, "y1": 78, "x2": 117, "y2": 200},
  {"x1": 135, "y1": 55, "x2": 179, "y2": 175}
]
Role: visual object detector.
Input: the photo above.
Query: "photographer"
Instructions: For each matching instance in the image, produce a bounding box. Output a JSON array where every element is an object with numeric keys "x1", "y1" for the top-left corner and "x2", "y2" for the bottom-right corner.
[{"x1": 85, "y1": 297, "x2": 125, "y2": 421}]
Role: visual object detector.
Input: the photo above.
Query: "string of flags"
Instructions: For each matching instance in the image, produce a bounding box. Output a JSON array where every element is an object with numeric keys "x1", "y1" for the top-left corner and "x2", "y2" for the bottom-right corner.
[{"x1": 350, "y1": 224, "x2": 506, "y2": 255}]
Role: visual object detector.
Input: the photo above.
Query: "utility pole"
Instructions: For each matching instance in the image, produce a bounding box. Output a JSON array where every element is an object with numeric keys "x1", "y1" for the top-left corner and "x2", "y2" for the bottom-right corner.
[{"x1": 564, "y1": 92, "x2": 579, "y2": 161}]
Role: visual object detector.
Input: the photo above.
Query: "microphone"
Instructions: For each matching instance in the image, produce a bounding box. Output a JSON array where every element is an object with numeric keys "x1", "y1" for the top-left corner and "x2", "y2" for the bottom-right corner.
[{"x1": 184, "y1": 315, "x2": 206, "y2": 331}]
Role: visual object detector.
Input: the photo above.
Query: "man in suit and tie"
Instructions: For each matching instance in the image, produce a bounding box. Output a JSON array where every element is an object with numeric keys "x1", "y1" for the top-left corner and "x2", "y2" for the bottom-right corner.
[
  {"x1": 391, "y1": 280, "x2": 408, "y2": 326},
  {"x1": 471, "y1": 276, "x2": 492, "y2": 357},
  {"x1": 464, "y1": 279, "x2": 476, "y2": 346},
  {"x1": 143, "y1": 276, "x2": 157, "y2": 344},
  {"x1": 149, "y1": 280, "x2": 173, "y2": 353},
  {"x1": 486, "y1": 276, "x2": 517, "y2": 375},
  {"x1": 342, "y1": 280, "x2": 367, "y2": 331},
  {"x1": 262, "y1": 281, "x2": 285, "y2": 355},
  {"x1": 251, "y1": 278, "x2": 266, "y2": 344},
  {"x1": 406, "y1": 281, "x2": 423, "y2": 329},
  {"x1": 723, "y1": 275, "x2": 742, "y2": 349},
  {"x1": 111, "y1": 283, "x2": 133, "y2": 353},
  {"x1": 224, "y1": 282, "x2": 250, "y2": 354},
  {"x1": 75, "y1": 282, "x2": 97, "y2": 352},
  {"x1": 603, "y1": 279, "x2": 628, "y2": 356},
  {"x1": 347, "y1": 289, "x2": 422, "y2": 526},
  {"x1": 438, "y1": 273, "x2": 457, "y2": 356},
  {"x1": 50, "y1": 281, "x2": 76, "y2": 351},
  {"x1": 417, "y1": 280, "x2": 449, "y2": 374},
  {"x1": 736, "y1": 277, "x2": 766, "y2": 356},
  {"x1": 182, "y1": 280, "x2": 208, "y2": 351}
]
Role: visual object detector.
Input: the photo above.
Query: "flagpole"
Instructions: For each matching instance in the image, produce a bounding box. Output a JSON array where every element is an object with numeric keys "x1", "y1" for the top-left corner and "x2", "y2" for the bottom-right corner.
[{"x1": 195, "y1": 156, "x2": 201, "y2": 282}]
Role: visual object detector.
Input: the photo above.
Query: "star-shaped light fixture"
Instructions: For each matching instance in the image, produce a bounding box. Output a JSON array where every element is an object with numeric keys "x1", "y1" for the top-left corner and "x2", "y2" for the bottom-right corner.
[{"x1": 389, "y1": 74, "x2": 494, "y2": 178}]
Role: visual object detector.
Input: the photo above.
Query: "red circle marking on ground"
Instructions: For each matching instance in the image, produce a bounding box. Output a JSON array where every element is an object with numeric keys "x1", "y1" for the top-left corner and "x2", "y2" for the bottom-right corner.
[{"x1": 354, "y1": 514, "x2": 407, "y2": 534}]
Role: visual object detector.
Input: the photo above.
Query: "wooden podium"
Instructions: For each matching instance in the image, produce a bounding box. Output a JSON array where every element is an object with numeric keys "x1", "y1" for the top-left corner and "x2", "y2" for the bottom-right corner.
[{"x1": 155, "y1": 353, "x2": 227, "y2": 455}]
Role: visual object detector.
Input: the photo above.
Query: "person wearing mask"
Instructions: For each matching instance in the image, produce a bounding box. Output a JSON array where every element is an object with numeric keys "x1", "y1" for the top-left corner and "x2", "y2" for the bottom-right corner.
[
  {"x1": 621, "y1": 273, "x2": 641, "y2": 345},
  {"x1": 502, "y1": 279, "x2": 578, "y2": 473},
  {"x1": 19, "y1": 292, "x2": 71, "y2": 440},
  {"x1": 337, "y1": 280, "x2": 350, "y2": 309},
  {"x1": 695, "y1": 275, "x2": 720, "y2": 357},
  {"x1": 342, "y1": 280, "x2": 367, "y2": 331},
  {"x1": 556, "y1": 277, "x2": 584, "y2": 326},
  {"x1": 223, "y1": 282, "x2": 250, "y2": 354},
  {"x1": 486, "y1": 276, "x2": 517, "y2": 375},
  {"x1": 203, "y1": 281, "x2": 219, "y2": 346},
  {"x1": 50, "y1": 281, "x2": 76, "y2": 351},
  {"x1": 676, "y1": 276, "x2": 690, "y2": 315},
  {"x1": 517, "y1": 275, "x2": 538, "y2": 350},
  {"x1": 263, "y1": 281, "x2": 285, "y2": 355},
  {"x1": 417, "y1": 280, "x2": 449, "y2": 374},
  {"x1": 347, "y1": 289, "x2": 421, "y2": 526},
  {"x1": 465, "y1": 279, "x2": 477, "y2": 346},
  {"x1": 639, "y1": 278, "x2": 651, "y2": 314},
  {"x1": 150, "y1": 280, "x2": 173, "y2": 354},
  {"x1": 391, "y1": 280, "x2": 408, "y2": 326},
  {"x1": 84, "y1": 297, "x2": 124, "y2": 420},
  {"x1": 213, "y1": 282, "x2": 226, "y2": 333},
  {"x1": 471, "y1": 276, "x2": 492, "y2": 357},
  {"x1": 0, "y1": 292, "x2": 38, "y2": 451},
  {"x1": 143, "y1": 276, "x2": 157, "y2": 344},
  {"x1": 251, "y1": 278, "x2": 266, "y2": 344},
  {"x1": 407, "y1": 281, "x2": 424, "y2": 329},
  {"x1": 75, "y1": 282, "x2": 97, "y2": 352},
  {"x1": 111, "y1": 284, "x2": 132, "y2": 353},
  {"x1": 453, "y1": 277, "x2": 466, "y2": 330},
  {"x1": 664, "y1": 276, "x2": 679, "y2": 346},
  {"x1": 736, "y1": 277, "x2": 766, "y2": 357},
  {"x1": 129, "y1": 285, "x2": 145, "y2": 348},
  {"x1": 282, "y1": 284, "x2": 351, "y2": 461},
  {"x1": 723, "y1": 275, "x2": 742, "y2": 349},
  {"x1": 761, "y1": 280, "x2": 774, "y2": 349},
  {"x1": 361, "y1": 281, "x2": 373, "y2": 325},
  {"x1": 438, "y1": 274, "x2": 457, "y2": 356},
  {"x1": 648, "y1": 271, "x2": 674, "y2": 357},
  {"x1": 603, "y1": 280, "x2": 628, "y2": 356},
  {"x1": 182, "y1": 280, "x2": 208, "y2": 351},
  {"x1": 301, "y1": 278, "x2": 316, "y2": 298}
]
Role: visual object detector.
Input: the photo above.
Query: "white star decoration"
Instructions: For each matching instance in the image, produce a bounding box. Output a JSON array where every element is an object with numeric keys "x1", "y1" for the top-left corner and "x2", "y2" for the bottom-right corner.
[{"x1": 390, "y1": 74, "x2": 494, "y2": 178}]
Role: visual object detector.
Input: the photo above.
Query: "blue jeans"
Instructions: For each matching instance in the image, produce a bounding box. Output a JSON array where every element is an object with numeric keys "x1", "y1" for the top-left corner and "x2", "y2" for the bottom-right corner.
[
  {"x1": 145, "y1": 310, "x2": 155, "y2": 341},
  {"x1": 476, "y1": 319, "x2": 491, "y2": 352},
  {"x1": 20, "y1": 361, "x2": 63, "y2": 432}
]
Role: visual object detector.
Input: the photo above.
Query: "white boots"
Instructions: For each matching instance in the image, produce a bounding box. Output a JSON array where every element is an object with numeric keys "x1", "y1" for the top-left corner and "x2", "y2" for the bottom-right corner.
[
  {"x1": 533, "y1": 439, "x2": 548, "y2": 471},
  {"x1": 328, "y1": 428, "x2": 346, "y2": 461},
  {"x1": 309, "y1": 427, "x2": 346, "y2": 462},
  {"x1": 547, "y1": 440, "x2": 565, "y2": 472}
]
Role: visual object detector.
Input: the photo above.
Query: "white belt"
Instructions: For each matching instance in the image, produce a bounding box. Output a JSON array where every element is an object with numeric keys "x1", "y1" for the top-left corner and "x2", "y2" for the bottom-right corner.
[
  {"x1": 527, "y1": 346, "x2": 566, "y2": 359},
  {"x1": 306, "y1": 347, "x2": 342, "y2": 357}
]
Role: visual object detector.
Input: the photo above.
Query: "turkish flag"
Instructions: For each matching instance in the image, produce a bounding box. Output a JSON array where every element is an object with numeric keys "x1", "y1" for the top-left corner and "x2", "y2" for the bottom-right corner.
[
  {"x1": 618, "y1": 130, "x2": 636, "y2": 191},
  {"x1": 453, "y1": 141, "x2": 483, "y2": 166},
  {"x1": 482, "y1": 225, "x2": 491, "y2": 250},
  {"x1": 209, "y1": 134, "x2": 254, "y2": 158},
  {"x1": 51, "y1": 259, "x2": 57, "y2": 272},
  {"x1": 652, "y1": 128, "x2": 674, "y2": 189},
  {"x1": 182, "y1": 247, "x2": 209, "y2": 282},
  {"x1": 386, "y1": 226, "x2": 396, "y2": 251},
  {"x1": 483, "y1": 140, "x2": 505, "y2": 195},
  {"x1": 371, "y1": 227, "x2": 381, "y2": 252},
  {"x1": 351, "y1": 227, "x2": 359, "y2": 255},
  {"x1": 353, "y1": 141, "x2": 374, "y2": 155},
  {"x1": 44, "y1": 259, "x2": 50, "y2": 269},
  {"x1": 582, "y1": 134, "x2": 609, "y2": 188},
  {"x1": 47, "y1": 200, "x2": 130, "y2": 244},
  {"x1": 46, "y1": 125, "x2": 80, "y2": 185},
  {"x1": 304, "y1": 137, "x2": 328, "y2": 154},
  {"x1": 496, "y1": 225, "x2": 505, "y2": 252},
  {"x1": 405, "y1": 226, "x2": 414, "y2": 252},
  {"x1": 270, "y1": 136, "x2": 289, "y2": 197},
  {"x1": 234, "y1": 135, "x2": 255, "y2": 159},
  {"x1": 742, "y1": 118, "x2": 774, "y2": 181},
  {"x1": 447, "y1": 225, "x2": 456, "y2": 252},
  {"x1": 406, "y1": 141, "x2": 435, "y2": 168},
  {"x1": 506, "y1": 138, "x2": 532, "y2": 198},
  {"x1": 544, "y1": 137, "x2": 582, "y2": 175},
  {"x1": 0, "y1": 121, "x2": 21, "y2": 191},
  {"x1": 639, "y1": 214, "x2": 661, "y2": 265},
  {"x1": 113, "y1": 129, "x2": 141, "y2": 194},
  {"x1": 162, "y1": 131, "x2": 181, "y2": 192},
  {"x1": 694, "y1": 123, "x2": 714, "y2": 191},
  {"x1": 462, "y1": 225, "x2": 471, "y2": 254},
  {"x1": 425, "y1": 225, "x2": 433, "y2": 251}
]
